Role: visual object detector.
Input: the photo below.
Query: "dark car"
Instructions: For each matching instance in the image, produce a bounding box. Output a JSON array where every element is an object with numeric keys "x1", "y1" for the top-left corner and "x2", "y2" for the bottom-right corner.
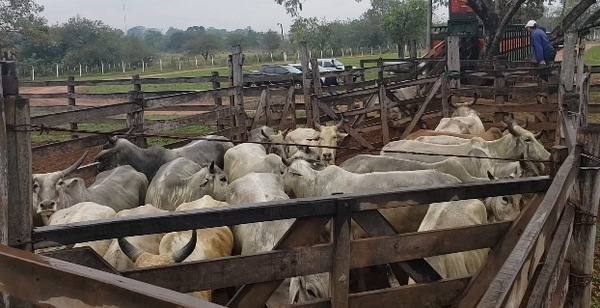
[{"x1": 243, "y1": 64, "x2": 303, "y2": 89}]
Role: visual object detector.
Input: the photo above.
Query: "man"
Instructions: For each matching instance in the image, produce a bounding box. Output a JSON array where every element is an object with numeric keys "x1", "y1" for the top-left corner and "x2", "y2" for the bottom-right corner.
[{"x1": 525, "y1": 20, "x2": 556, "y2": 82}]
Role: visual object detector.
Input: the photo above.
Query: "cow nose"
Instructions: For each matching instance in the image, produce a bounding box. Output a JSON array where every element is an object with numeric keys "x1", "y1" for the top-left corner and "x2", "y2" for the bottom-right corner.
[
  {"x1": 322, "y1": 153, "x2": 332, "y2": 160},
  {"x1": 39, "y1": 200, "x2": 56, "y2": 211}
]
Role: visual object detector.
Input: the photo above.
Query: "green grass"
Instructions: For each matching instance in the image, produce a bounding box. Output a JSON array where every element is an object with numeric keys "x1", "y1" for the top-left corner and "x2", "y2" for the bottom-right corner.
[
  {"x1": 586, "y1": 45, "x2": 600, "y2": 66},
  {"x1": 31, "y1": 115, "x2": 215, "y2": 147}
]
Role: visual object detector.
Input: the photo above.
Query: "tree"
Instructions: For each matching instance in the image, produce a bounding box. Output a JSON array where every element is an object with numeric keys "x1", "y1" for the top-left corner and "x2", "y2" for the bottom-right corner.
[
  {"x1": 260, "y1": 30, "x2": 282, "y2": 53},
  {"x1": 143, "y1": 29, "x2": 166, "y2": 51},
  {"x1": 1, "y1": 0, "x2": 46, "y2": 58},
  {"x1": 226, "y1": 32, "x2": 249, "y2": 49},
  {"x1": 381, "y1": 0, "x2": 427, "y2": 58},
  {"x1": 183, "y1": 34, "x2": 223, "y2": 61}
]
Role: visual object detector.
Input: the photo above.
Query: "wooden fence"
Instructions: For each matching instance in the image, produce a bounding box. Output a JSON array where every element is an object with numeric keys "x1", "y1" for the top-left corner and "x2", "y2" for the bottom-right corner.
[{"x1": 1, "y1": 33, "x2": 599, "y2": 307}]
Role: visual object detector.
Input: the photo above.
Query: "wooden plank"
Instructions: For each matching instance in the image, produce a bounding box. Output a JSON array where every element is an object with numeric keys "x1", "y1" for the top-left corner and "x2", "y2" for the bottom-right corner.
[
  {"x1": 400, "y1": 78, "x2": 442, "y2": 138},
  {"x1": 0, "y1": 67, "x2": 8, "y2": 247},
  {"x1": 32, "y1": 128, "x2": 126, "y2": 159},
  {"x1": 448, "y1": 86, "x2": 559, "y2": 96},
  {"x1": 144, "y1": 108, "x2": 233, "y2": 134},
  {"x1": 550, "y1": 261, "x2": 570, "y2": 308},
  {"x1": 33, "y1": 178, "x2": 550, "y2": 246},
  {"x1": 352, "y1": 210, "x2": 441, "y2": 283},
  {"x1": 0, "y1": 244, "x2": 221, "y2": 308},
  {"x1": 21, "y1": 76, "x2": 228, "y2": 87},
  {"x1": 317, "y1": 101, "x2": 374, "y2": 149},
  {"x1": 379, "y1": 85, "x2": 390, "y2": 144},
  {"x1": 331, "y1": 201, "x2": 351, "y2": 308},
  {"x1": 279, "y1": 86, "x2": 296, "y2": 130},
  {"x1": 39, "y1": 246, "x2": 120, "y2": 274},
  {"x1": 145, "y1": 87, "x2": 239, "y2": 110},
  {"x1": 31, "y1": 102, "x2": 139, "y2": 127},
  {"x1": 477, "y1": 148, "x2": 580, "y2": 307},
  {"x1": 286, "y1": 277, "x2": 470, "y2": 308},
  {"x1": 352, "y1": 220, "x2": 510, "y2": 269},
  {"x1": 5, "y1": 96, "x2": 33, "y2": 250},
  {"x1": 227, "y1": 216, "x2": 331, "y2": 308},
  {"x1": 318, "y1": 77, "x2": 438, "y2": 102},
  {"x1": 484, "y1": 122, "x2": 557, "y2": 131},
  {"x1": 447, "y1": 36, "x2": 460, "y2": 89},
  {"x1": 454, "y1": 194, "x2": 545, "y2": 307},
  {"x1": 566, "y1": 126, "x2": 600, "y2": 307},
  {"x1": 300, "y1": 42, "x2": 313, "y2": 127},
  {"x1": 525, "y1": 204, "x2": 574, "y2": 308},
  {"x1": 124, "y1": 244, "x2": 333, "y2": 292}
]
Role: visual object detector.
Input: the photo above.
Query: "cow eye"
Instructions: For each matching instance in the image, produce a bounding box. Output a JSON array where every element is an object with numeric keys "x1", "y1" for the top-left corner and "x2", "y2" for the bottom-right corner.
[
  {"x1": 307, "y1": 289, "x2": 317, "y2": 298},
  {"x1": 502, "y1": 196, "x2": 510, "y2": 203},
  {"x1": 524, "y1": 138, "x2": 532, "y2": 143},
  {"x1": 199, "y1": 180, "x2": 208, "y2": 187},
  {"x1": 32, "y1": 182, "x2": 39, "y2": 192},
  {"x1": 57, "y1": 180, "x2": 64, "y2": 186},
  {"x1": 220, "y1": 177, "x2": 227, "y2": 182}
]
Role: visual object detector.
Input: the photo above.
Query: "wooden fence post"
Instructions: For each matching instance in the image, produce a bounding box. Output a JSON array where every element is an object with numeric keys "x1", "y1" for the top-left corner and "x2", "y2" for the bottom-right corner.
[
  {"x1": 310, "y1": 58, "x2": 322, "y2": 127},
  {"x1": 231, "y1": 45, "x2": 246, "y2": 140},
  {"x1": 576, "y1": 38, "x2": 588, "y2": 128},
  {"x1": 556, "y1": 32, "x2": 578, "y2": 149},
  {"x1": 445, "y1": 36, "x2": 460, "y2": 118},
  {"x1": 127, "y1": 74, "x2": 146, "y2": 147},
  {"x1": 330, "y1": 199, "x2": 351, "y2": 308},
  {"x1": 379, "y1": 84, "x2": 390, "y2": 145},
  {"x1": 67, "y1": 76, "x2": 78, "y2": 139},
  {"x1": 377, "y1": 58, "x2": 384, "y2": 81},
  {"x1": 212, "y1": 71, "x2": 225, "y2": 131},
  {"x1": 493, "y1": 60, "x2": 507, "y2": 124},
  {"x1": 300, "y1": 42, "x2": 313, "y2": 127},
  {"x1": 566, "y1": 126, "x2": 600, "y2": 308}
]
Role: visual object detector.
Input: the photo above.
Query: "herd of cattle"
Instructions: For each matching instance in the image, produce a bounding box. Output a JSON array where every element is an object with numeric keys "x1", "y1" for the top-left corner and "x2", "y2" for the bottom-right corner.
[{"x1": 31, "y1": 93, "x2": 550, "y2": 305}]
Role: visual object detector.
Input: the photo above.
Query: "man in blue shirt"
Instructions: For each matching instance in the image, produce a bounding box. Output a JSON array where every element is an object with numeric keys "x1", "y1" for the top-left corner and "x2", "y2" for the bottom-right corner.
[{"x1": 526, "y1": 20, "x2": 556, "y2": 82}]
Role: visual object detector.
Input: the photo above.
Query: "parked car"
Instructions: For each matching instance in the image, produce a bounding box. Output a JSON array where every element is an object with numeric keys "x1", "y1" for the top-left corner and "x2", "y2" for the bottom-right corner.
[
  {"x1": 243, "y1": 64, "x2": 303, "y2": 89},
  {"x1": 289, "y1": 62, "x2": 339, "y2": 86}
]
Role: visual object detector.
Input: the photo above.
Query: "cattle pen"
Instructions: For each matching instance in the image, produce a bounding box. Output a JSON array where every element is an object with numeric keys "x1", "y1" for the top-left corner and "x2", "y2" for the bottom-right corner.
[{"x1": 0, "y1": 32, "x2": 599, "y2": 308}]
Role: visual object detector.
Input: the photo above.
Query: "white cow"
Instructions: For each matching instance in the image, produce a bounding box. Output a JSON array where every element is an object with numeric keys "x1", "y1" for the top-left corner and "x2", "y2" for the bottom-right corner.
[
  {"x1": 382, "y1": 121, "x2": 550, "y2": 171},
  {"x1": 103, "y1": 204, "x2": 167, "y2": 270},
  {"x1": 119, "y1": 195, "x2": 233, "y2": 302},
  {"x1": 145, "y1": 158, "x2": 228, "y2": 210},
  {"x1": 435, "y1": 94, "x2": 484, "y2": 134},
  {"x1": 35, "y1": 165, "x2": 148, "y2": 225},
  {"x1": 224, "y1": 143, "x2": 287, "y2": 183},
  {"x1": 47, "y1": 202, "x2": 117, "y2": 257},
  {"x1": 340, "y1": 154, "x2": 487, "y2": 183},
  {"x1": 285, "y1": 119, "x2": 348, "y2": 165},
  {"x1": 227, "y1": 172, "x2": 295, "y2": 308}
]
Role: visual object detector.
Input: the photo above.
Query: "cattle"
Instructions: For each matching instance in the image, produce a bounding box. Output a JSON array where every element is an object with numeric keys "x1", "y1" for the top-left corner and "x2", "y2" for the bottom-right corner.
[
  {"x1": 339, "y1": 154, "x2": 487, "y2": 183},
  {"x1": 406, "y1": 127, "x2": 503, "y2": 143},
  {"x1": 119, "y1": 195, "x2": 233, "y2": 301},
  {"x1": 103, "y1": 204, "x2": 167, "y2": 270},
  {"x1": 94, "y1": 135, "x2": 233, "y2": 181},
  {"x1": 35, "y1": 164, "x2": 148, "y2": 226},
  {"x1": 435, "y1": 93, "x2": 484, "y2": 134},
  {"x1": 227, "y1": 172, "x2": 295, "y2": 307},
  {"x1": 283, "y1": 159, "x2": 461, "y2": 199},
  {"x1": 32, "y1": 152, "x2": 88, "y2": 226},
  {"x1": 381, "y1": 120, "x2": 550, "y2": 170},
  {"x1": 248, "y1": 126, "x2": 288, "y2": 160},
  {"x1": 224, "y1": 143, "x2": 287, "y2": 183},
  {"x1": 145, "y1": 158, "x2": 228, "y2": 211},
  {"x1": 47, "y1": 202, "x2": 117, "y2": 256},
  {"x1": 285, "y1": 118, "x2": 348, "y2": 165}
]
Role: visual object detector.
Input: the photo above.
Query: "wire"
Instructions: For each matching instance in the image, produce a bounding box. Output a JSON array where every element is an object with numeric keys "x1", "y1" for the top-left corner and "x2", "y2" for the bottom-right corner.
[{"x1": 11, "y1": 123, "x2": 551, "y2": 163}]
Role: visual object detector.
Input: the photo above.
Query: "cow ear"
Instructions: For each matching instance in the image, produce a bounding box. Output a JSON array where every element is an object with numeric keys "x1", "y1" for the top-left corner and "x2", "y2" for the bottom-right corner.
[
  {"x1": 338, "y1": 132, "x2": 348, "y2": 139},
  {"x1": 209, "y1": 161, "x2": 216, "y2": 174},
  {"x1": 487, "y1": 171, "x2": 496, "y2": 181},
  {"x1": 199, "y1": 179, "x2": 209, "y2": 187}
]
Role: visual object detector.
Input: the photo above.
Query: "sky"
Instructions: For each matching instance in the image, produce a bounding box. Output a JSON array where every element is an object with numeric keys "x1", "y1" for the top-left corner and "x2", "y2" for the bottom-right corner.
[{"x1": 35, "y1": 0, "x2": 375, "y2": 33}]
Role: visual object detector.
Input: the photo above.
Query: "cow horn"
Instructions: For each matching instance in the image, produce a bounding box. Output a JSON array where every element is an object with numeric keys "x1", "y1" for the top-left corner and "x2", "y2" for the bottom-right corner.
[
  {"x1": 106, "y1": 134, "x2": 118, "y2": 146},
  {"x1": 260, "y1": 127, "x2": 270, "y2": 139},
  {"x1": 314, "y1": 121, "x2": 322, "y2": 130},
  {"x1": 172, "y1": 230, "x2": 197, "y2": 263},
  {"x1": 118, "y1": 237, "x2": 143, "y2": 263},
  {"x1": 335, "y1": 116, "x2": 345, "y2": 129},
  {"x1": 467, "y1": 92, "x2": 478, "y2": 106},
  {"x1": 507, "y1": 121, "x2": 520, "y2": 136},
  {"x1": 448, "y1": 95, "x2": 458, "y2": 109},
  {"x1": 209, "y1": 161, "x2": 216, "y2": 174},
  {"x1": 61, "y1": 151, "x2": 88, "y2": 177},
  {"x1": 123, "y1": 127, "x2": 135, "y2": 138},
  {"x1": 534, "y1": 131, "x2": 543, "y2": 139}
]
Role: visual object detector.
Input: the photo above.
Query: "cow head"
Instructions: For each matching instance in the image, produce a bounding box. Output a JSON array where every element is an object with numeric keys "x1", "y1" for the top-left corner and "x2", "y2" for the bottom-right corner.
[
  {"x1": 282, "y1": 160, "x2": 321, "y2": 198},
  {"x1": 289, "y1": 274, "x2": 330, "y2": 304},
  {"x1": 95, "y1": 136, "x2": 132, "y2": 173},
  {"x1": 449, "y1": 92, "x2": 479, "y2": 117},
  {"x1": 262, "y1": 128, "x2": 289, "y2": 161},
  {"x1": 195, "y1": 161, "x2": 228, "y2": 201},
  {"x1": 485, "y1": 171, "x2": 523, "y2": 221},
  {"x1": 32, "y1": 152, "x2": 88, "y2": 226},
  {"x1": 118, "y1": 230, "x2": 197, "y2": 268},
  {"x1": 312, "y1": 118, "x2": 348, "y2": 165},
  {"x1": 504, "y1": 119, "x2": 550, "y2": 169},
  {"x1": 283, "y1": 145, "x2": 322, "y2": 166}
]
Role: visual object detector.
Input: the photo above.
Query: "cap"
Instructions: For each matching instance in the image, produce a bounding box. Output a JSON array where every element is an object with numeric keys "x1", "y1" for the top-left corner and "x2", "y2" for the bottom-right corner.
[{"x1": 525, "y1": 20, "x2": 537, "y2": 28}]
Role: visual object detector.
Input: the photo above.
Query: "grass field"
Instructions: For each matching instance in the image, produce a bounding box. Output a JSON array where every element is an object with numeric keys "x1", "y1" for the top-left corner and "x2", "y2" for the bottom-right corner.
[{"x1": 63, "y1": 52, "x2": 401, "y2": 94}]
